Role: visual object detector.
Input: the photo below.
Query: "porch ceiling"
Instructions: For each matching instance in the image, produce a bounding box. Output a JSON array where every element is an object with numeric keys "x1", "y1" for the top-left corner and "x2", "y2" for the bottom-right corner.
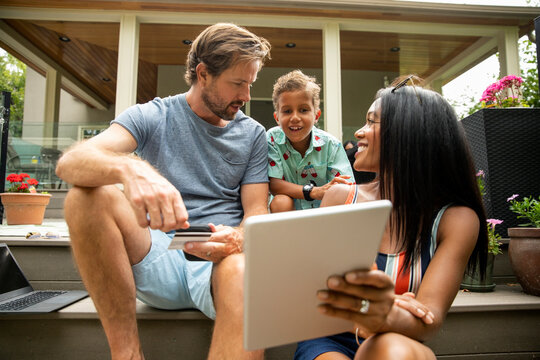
[{"x1": 2, "y1": 19, "x2": 480, "y2": 105}]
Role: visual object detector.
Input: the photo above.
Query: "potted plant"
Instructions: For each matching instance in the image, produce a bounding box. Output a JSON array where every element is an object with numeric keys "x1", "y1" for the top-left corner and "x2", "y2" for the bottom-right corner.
[
  {"x1": 461, "y1": 218, "x2": 503, "y2": 292},
  {"x1": 506, "y1": 194, "x2": 540, "y2": 296},
  {"x1": 0, "y1": 173, "x2": 52, "y2": 225},
  {"x1": 461, "y1": 171, "x2": 502, "y2": 292},
  {"x1": 461, "y1": 75, "x2": 540, "y2": 237}
]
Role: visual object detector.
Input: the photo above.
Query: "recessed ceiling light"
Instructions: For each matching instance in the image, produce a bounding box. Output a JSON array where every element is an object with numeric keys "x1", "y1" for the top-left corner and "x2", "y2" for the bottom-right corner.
[
  {"x1": 182, "y1": 39, "x2": 193, "y2": 45},
  {"x1": 285, "y1": 43, "x2": 296, "y2": 48},
  {"x1": 59, "y1": 35, "x2": 71, "y2": 42},
  {"x1": 390, "y1": 47, "x2": 400, "y2": 52},
  {"x1": 102, "y1": 77, "x2": 111, "y2": 82}
]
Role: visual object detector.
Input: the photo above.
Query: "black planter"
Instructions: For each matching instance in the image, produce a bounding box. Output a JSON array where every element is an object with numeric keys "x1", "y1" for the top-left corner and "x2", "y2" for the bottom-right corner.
[{"x1": 461, "y1": 108, "x2": 540, "y2": 236}]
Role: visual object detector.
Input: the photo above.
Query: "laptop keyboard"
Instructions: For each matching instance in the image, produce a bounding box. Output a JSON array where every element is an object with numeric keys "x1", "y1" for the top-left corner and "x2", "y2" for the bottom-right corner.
[{"x1": 0, "y1": 291, "x2": 67, "y2": 311}]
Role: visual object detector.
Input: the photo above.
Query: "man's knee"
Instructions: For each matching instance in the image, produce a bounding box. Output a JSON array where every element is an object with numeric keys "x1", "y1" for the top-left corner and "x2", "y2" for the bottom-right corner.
[
  {"x1": 270, "y1": 194, "x2": 294, "y2": 213},
  {"x1": 212, "y1": 254, "x2": 245, "y2": 304}
]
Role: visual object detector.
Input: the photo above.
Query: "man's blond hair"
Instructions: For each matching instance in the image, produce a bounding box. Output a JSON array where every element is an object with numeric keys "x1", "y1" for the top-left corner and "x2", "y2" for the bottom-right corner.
[{"x1": 184, "y1": 23, "x2": 271, "y2": 85}]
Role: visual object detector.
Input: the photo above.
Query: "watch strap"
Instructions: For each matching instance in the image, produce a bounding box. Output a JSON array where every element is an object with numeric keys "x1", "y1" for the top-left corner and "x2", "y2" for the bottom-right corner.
[{"x1": 303, "y1": 184, "x2": 315, "y2": 201}]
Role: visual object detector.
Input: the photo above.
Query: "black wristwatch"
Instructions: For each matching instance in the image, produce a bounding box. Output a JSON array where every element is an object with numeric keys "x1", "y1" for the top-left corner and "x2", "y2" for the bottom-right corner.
[{"x1": 302, "y1": 184, "x2": 315, "y2": 201}]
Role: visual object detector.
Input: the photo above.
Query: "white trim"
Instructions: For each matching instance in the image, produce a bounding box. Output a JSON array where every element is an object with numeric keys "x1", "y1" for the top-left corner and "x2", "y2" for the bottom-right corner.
[
  {"x1": 115, "y1": 15, "x2": 140, "y2": 116},
  {"x1": 0, "y1": 6, "x2": 521, "y2": 37},
  {"x1": 323, "y1": 22, "x2": 342, "y2": 141}
]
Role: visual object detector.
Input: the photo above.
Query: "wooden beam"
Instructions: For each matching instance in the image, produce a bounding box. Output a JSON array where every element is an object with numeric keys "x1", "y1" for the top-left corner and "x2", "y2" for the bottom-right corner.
[{"x1": 0, "y1": 20, "x2": 109, "y2": 110}]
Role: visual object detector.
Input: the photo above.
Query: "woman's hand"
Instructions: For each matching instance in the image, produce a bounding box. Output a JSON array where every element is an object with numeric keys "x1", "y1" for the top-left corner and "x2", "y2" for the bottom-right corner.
[
  {"x1": 316, "y1": 269, "x2": 395, "y2": 337},
  {"x1": 311, "y1": 175, "x2": 353, "y2": 200},
  {"x1": 394, "y1": 292, "x2": 434, "y2": 325}
]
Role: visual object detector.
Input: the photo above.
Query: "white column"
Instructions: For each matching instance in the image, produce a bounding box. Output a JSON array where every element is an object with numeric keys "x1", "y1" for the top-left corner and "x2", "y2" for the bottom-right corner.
[
  {"x1": 498, "y1": 27, "x2": 520, "y2": 78},
  {"x1": 43, "y1": 67, "x2": 60, "y2": 140},
  {"x1": 322, "y1": 22, "x2": 342, "y2": 141},
  {"x1": 115, "y1": 14, "x2": 140, "y2": 117}
]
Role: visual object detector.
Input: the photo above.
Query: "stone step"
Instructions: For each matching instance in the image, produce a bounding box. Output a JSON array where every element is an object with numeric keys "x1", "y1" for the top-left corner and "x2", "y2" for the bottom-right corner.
[
  {"x1": 1, "y1": 225, "x2": 539, "y2": 359},
  {"x1": 1, "y1": 285, "x2": 539, "y2": 359}
]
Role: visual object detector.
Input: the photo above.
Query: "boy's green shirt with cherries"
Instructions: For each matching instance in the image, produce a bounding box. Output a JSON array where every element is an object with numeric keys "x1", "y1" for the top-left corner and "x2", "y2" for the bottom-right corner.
[{"x1": 267, "y1": 126, "x2": 354, "y2": 210}]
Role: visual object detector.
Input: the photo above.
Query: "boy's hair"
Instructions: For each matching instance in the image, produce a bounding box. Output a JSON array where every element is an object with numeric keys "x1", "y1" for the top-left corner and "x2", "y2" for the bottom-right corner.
[
  {"x1": 375, "y1": 82, "x2": 488, "y2": 279},
  {"x1": 184, "y1": 23, "x2": 271, "y2": 86},
  {"x1": 272, "y1": 70, "x2": 321, "y2": 112}
]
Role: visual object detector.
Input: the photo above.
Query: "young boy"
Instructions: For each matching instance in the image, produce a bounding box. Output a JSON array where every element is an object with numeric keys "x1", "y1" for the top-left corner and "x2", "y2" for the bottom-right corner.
[{"x1": 267, "y1": 70, "x2": 353, "y2": 212}]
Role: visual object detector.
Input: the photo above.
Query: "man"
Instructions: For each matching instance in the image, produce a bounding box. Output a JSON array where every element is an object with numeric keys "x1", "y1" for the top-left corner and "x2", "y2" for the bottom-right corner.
[{"x1": 56, "y1": 23, "x2": 271, "y2": 360}]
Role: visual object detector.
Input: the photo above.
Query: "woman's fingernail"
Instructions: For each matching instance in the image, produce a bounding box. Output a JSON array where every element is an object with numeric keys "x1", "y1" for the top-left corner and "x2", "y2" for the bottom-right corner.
[
  {"x1": 417, "y1": 308, "x2": 426, "y2": 317},
  {"x1": 317, "y1": 291, "x2": 329, "y2": 300},
  {"x1": 328, "y1": 278, "x2": 340, "y2": 287},
  {"x1": 426, "y1": 313, "x2": 434, "y2": 324}
]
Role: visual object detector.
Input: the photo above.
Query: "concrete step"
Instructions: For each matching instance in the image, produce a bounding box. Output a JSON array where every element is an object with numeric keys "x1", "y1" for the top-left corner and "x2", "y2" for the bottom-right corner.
[{"x1": 1, "y1": 285, "x2": 539, "y2": 359}]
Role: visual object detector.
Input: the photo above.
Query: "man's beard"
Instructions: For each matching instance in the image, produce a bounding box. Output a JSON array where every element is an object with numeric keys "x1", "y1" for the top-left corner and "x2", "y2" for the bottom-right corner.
[{"x1": 201, "y1": 86, "x2": 243, "y2": 120}]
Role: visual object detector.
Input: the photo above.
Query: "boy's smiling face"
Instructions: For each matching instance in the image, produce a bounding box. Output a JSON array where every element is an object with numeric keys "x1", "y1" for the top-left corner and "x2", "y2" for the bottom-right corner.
[{"x1": 274, "y1": 90, "x2": 321, "y2": 155}]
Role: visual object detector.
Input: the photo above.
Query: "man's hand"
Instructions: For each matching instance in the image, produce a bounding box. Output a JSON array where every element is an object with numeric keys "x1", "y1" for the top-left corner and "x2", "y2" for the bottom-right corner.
[
  {"x1": 183, "y1": 224, "x2": 243, "y2": 263},
  {"x1": 122, "y1": 157, "x2": 190, "y2": 232}
]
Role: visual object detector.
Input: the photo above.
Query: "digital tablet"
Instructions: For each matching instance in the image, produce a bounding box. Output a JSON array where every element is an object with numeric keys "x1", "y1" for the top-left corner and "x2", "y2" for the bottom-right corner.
[{"x1": 243, "y1": 200, "x2": 391, "y2": 350}]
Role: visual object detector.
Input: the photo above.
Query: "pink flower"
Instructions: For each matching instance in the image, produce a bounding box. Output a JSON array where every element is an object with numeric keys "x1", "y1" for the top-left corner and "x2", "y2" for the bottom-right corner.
[
  {"x1": 507, "y1": 194, "x2": 519, "y2": 202},
  {"x1": 476, "y1": 170, "x2": 484, "y2": 177},
  {"x1": 487, "y1": 219, "x2": 503, "y2": 225}
]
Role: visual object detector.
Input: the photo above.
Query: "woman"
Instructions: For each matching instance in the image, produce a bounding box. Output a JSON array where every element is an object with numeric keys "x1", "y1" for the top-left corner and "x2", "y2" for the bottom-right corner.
[{"x1": 295, "y1": 76, "x2": 488, "y2": 360}]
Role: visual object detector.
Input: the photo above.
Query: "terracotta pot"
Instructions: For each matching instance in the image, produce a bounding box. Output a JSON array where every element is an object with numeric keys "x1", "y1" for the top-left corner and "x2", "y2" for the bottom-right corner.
[
  {"x1": 508, "y1": 227, "x2": 540, "y2": 297},
  {"x1": 460, "y1": 253, "x2": 496, "y2": 292},
  {"x1": 0, "y1": 192, "x2": 52, "y2": 225}
]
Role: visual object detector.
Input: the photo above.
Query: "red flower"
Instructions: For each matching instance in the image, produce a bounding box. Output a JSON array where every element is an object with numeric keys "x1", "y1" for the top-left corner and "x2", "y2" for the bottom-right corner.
[
  {"x1": 5, "y1": 173, "x2": 41, "y2": 193},
  {"x1": 6, "y1": 173, "x2": 22, "y2": 183},
  {"x1": 269, "y1": 160, "x2": 276, "y2": 167}
]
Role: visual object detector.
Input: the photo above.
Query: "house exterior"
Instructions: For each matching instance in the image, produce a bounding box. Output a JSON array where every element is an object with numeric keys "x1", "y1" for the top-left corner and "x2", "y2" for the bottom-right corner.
[{"x1": 0, "y1": 0, "x2": 537, "y2": 188}]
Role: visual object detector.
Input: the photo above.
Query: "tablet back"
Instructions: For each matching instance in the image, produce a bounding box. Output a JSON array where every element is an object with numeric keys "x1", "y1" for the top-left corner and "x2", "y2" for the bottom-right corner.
[{"x1": 243, "y1": 200, "x2": 392, "y2": 350}]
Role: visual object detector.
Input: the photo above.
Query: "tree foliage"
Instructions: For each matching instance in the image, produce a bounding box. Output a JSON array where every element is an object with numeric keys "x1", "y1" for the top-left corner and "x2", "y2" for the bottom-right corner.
[
  {"x1": 520, "y1": 37, "x2": 540, "y2": 108},
  {"x1": 0, "y1": 50, "x2": 26, "y2": 137}
]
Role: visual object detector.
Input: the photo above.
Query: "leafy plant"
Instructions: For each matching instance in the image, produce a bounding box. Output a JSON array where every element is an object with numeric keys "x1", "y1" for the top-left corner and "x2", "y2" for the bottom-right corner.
[
  {"x1": 486, "y1": 219, "x2": 503, "y2": 256},
  {"x1": 5, "y1": 173, "x2": 41, "y2": 193},
  {"x1": 0, "y1": 50, "x2": 26, "y2": 137},
  {"x1": 507, "y1": 194, "x2": 540, "y2": 228},
  {"x1": 480, "y1": 75, "x2": 528, "y2": 108}
]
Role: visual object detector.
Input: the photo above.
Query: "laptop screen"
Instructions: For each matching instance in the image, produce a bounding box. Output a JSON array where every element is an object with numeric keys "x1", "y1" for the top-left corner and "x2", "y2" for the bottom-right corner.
[{"x1": 0, "y1": 245, "x2": 32, "y2": 301}]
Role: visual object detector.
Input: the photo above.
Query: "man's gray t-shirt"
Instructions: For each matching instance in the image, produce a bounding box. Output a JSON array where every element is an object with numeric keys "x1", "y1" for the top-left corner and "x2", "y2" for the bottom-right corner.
[{"x1": 112, "y1": 93, "x2": 268, "y2": 227}]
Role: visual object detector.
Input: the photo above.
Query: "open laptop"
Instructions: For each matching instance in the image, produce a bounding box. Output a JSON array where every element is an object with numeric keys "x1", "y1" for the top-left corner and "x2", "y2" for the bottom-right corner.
[
  {"x1": 0, "y1": 243, "x2": 88, "y2": 313},
  {"x1": 243, "y1": 200, "x2": 392, "y2": 351}
]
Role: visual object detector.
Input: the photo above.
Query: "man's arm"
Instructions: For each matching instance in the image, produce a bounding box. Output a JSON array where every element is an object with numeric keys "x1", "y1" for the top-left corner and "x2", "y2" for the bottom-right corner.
[
  {"x1": 240, "y1": 182, "x2": 270, "y2": 222},
  {"x1": 56, "y1": 124, "x2": 189, "y2": 232}
]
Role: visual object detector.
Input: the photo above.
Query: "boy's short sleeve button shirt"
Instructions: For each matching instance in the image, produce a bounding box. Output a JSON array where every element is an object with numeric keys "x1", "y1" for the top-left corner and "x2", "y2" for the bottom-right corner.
[{"x1": 267, "y1": 126, "x2": 353, "y2": 210}]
